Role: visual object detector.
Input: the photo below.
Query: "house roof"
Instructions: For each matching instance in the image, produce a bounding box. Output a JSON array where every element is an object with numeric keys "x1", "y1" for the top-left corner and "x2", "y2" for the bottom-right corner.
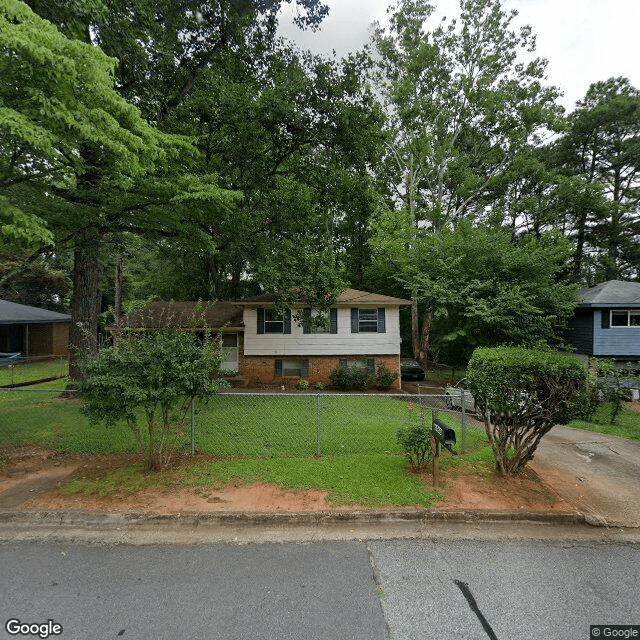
[
  {"x1": 577, "y1": 280, "x2": 640, "y2": 308},
  {"x1": 0, "y1": 300, "x2": 71, "y2": 325},
  {"x1": 116, "y1": 301, "x2": 243, "y2": 330},
  {"x1": 235, "y1": 288, "x2": 413, "y2": 307}
]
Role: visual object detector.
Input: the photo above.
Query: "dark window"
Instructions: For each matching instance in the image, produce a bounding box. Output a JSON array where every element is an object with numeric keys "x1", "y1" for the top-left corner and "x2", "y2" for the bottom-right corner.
[
  {"x1": 351, "y1": 308, "x2": 386, "y2": 333},
  {"x1": 275, "y1": 358, "x2": 310, "y2": 377},
  {"x1": 257, "y1": 308, "x2": 291, "y2": 334}
]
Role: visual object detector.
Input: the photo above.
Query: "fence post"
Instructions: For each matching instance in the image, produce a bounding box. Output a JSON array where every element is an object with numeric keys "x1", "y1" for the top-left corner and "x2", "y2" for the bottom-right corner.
[
  {"x1": 316, "y1": 393, "x2": 321, "y2": 456},
  {"x1": 461, "y1": 391, "x2": 467, "y2": 453},
  {"x1": 191, "y1": 396, "x2": 196, "y2": 455}
]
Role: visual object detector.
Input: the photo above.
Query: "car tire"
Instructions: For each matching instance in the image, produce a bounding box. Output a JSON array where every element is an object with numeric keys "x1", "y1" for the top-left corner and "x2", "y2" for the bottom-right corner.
[{"x1": 445, "y1": 395, "x2": 453, "y2": 409}]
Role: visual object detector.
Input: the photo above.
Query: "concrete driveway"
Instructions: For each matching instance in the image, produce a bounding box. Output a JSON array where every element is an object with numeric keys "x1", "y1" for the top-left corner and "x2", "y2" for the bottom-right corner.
[{"x1": 530, "y1": 425, "x2": 640, "y2": 528}]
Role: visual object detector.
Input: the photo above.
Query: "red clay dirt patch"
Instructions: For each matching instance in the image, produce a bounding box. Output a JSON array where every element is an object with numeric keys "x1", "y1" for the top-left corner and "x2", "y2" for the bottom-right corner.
[{"x1": 0, "y1": 447, "x2": 575, "y2": 514}]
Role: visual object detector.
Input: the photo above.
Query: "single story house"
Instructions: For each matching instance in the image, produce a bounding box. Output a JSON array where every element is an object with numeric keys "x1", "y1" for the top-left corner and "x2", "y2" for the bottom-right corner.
[
  {"x1": 0, "y1": 299, "x2": 71, "y2": 358},
  {"x1": 114, "y1": 289, "x2": 412, "y2": 390},
  {"x1": 566, "y1": 280, "x2": 640, "y2": 361}
]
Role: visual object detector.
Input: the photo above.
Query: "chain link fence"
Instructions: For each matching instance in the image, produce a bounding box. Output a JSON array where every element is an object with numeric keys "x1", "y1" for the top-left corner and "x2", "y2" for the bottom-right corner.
[
  {"x1": 0, "y1": 388, "x2": 483, "y2": 458},
  {"x1": 0, "y1": 356, "x2": 69, "y2": 388}
]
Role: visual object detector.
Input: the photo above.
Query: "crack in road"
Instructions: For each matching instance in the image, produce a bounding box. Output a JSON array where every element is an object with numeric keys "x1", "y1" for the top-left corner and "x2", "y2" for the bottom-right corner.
[{"x1": 454, "y1": 580, "x2": 499, "y2": 640}]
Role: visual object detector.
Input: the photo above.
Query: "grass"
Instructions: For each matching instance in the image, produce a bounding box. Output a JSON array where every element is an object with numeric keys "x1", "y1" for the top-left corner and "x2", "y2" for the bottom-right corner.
[
  {"x1": 569, "y1": 403, "x2": 640, "y2": 441},
  {"x1": 0, "y1": 388, "x2": 493, "y2": 508},
  {"x1": 0, "y1": 358, "x2": 69, "y2": 387},
  {"x1": 63, "y1": 455, "x2": 445, "y2": 507}
]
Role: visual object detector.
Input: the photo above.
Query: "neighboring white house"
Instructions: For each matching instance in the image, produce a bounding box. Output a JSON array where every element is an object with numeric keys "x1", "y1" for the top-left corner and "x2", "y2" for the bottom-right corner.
[{"x1": 116, "y1": 289, "x2": 412, "y2": 390}]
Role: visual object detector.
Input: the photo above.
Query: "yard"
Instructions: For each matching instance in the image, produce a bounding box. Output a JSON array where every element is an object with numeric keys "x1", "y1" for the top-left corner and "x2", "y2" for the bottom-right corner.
[
  {"x1": 0, "y1": 358, "x2": 69, "y2": 387},
  {"x1": 3, "y1": 382, "x2": 637, "y2": 511},
  {"x1": 0, "y1": 385, "x2": 488, "y2": 508}
]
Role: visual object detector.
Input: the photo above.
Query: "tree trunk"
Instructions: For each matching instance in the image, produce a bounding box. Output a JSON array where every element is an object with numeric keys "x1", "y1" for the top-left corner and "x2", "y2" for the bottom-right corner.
[
  {"x1": 114, "y1": 255, "x2": 124, "y2": 324},
  {"x1": 69, "y1": 236, "x2": 101, "y2": 381},
  {"x1": 412, "y1": 297, "x2": 431, "y2": 367}
]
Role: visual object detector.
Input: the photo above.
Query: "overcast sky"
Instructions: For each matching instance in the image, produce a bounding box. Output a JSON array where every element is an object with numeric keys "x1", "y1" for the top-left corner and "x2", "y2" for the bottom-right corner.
[{"x1": 278, "y1": 0, "x2": 640, "y2": 112}]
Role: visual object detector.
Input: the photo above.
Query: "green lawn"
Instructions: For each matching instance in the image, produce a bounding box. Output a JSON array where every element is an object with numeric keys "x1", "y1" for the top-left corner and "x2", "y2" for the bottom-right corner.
[
  {"x1": 0, "y1": 358, "x2": 68, "y2": 387},
  {"x1": 569, "y1": 403, "x2": 640, "y2": 441},
  {"x1": 0, "y1": 389, "x2": 470, "y2": 456},
  {"x1": 1, "y1": 389, "x2": 490, "y2": 507}
]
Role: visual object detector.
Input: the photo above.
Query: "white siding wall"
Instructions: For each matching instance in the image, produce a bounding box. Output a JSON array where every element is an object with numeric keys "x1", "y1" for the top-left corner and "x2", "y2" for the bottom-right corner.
[{"x1": 243, "y1": 306, "x2": 402, "y2": 356}]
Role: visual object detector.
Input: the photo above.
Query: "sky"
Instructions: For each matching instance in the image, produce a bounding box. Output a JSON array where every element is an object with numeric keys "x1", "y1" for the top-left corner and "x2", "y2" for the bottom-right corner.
[{"x1": 278, "y1": 0, "x2": 640, "y2": 112}]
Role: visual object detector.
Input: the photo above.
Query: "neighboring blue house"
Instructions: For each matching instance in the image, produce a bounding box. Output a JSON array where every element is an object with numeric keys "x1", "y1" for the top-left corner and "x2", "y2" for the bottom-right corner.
[{"x1": 566, "y1": 280, "x2": 640, "y2": 360}]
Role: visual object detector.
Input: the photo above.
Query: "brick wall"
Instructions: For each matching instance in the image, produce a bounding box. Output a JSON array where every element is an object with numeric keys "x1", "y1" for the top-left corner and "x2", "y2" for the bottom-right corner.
[
  {"x1": 242, "y1": 354, "x2": 402, "y2": 390},
  {"x1": 51, "y1": 323, "x2": 70, "y2": 356},
  {"x1": 27, "y1": 325, "x2": 51, "y2": 356}
]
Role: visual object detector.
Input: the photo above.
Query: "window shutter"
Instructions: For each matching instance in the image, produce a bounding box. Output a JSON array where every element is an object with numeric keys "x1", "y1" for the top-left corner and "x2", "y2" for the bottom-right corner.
[
  {"x1": 601, "y1": 310, "x2": 610, "y2": 329},
  {"x1": 330, "y1": 308, "x2": 338, "y2": 334},
  {"x1": 275, "y1": 359, "x2": 283, "y2": 376},
  {"x1": 339, "y1": 358, "x2": 348, "y2": 368},
  {"x1": 351, "y1": 308, "x2": 359, "y2": 333},
  {"x1": 302, "y1": 308, "x2": 312, "y2": 334},
  {"x1": 257, "y1": 308, "x2": 265, "y2": 334},
  {"x1": 367, "y1": 358, "x2": 375, "y2": 373},
  {"x1": 377, "y1": 308, "x2": 386, "y2": 333},
  {"x1": 301, "y1": 359, "x2": 310, "y2": 377},
  {"x1": 284, "y1": 309, "x2": 292, "y2": 334}
]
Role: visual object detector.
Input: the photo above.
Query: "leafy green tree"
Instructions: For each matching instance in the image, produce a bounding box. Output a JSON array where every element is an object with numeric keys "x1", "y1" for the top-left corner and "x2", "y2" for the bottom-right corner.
[
  {"x1": 80, "y1": 329, "x2": 227, "y2": 470},
  {"x1": 372, "y1": 0, "x2": 562, "y2": 231},
  {"x1": 467, "y1": 347, "x2": 587, "y2": 475},
  {"x1": 371, "y1": 218, "x2": 579, "y2": 364},
  {"x1": 557, "y1": 77, "x2": 640, "y2": 281}
]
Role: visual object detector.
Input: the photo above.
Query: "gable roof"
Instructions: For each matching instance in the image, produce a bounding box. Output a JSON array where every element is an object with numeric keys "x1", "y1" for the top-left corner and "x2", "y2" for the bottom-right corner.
[
  {"x1": 236, "y1": 288, "x2": 412, "y2": 307},
  {"x1": 578, "y1": 280, "x2": 640, "y2": 307},
  {"x1": 0, "y1": 300, "x2": 71, "y2": 325},
  {"x1": 117, "y1": 301, "x2": 243, "y2": 330}
]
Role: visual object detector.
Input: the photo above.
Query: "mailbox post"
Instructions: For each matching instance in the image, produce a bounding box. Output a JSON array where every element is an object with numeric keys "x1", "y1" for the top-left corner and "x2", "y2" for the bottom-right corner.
[{"x1": 431, "y1": 413, "x2": 457, "y2": 487}]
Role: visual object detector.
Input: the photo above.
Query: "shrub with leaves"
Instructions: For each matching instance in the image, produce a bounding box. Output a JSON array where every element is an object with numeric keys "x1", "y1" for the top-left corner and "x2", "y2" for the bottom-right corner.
[
  {"x1": 467, "y1": 347, "x2": 587, "y2": 476},
  {"x1": 396, "y1": 422, "x2": 433, "y2": 469},
  {"x1": 376, "y1": 364, "x2": 399, "y2": 390},
  {"x1": 80, "y1": 330, "x2": 228, "y2": 470},
  {"x1": 590, "y1": 359, "x2": 639, "y2": 424},
  {"x1": 329, "y1": 364, "x2": 353, "y2": 389}
]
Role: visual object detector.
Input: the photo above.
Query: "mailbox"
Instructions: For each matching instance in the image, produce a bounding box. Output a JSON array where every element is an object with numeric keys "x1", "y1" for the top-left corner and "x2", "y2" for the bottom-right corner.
[{"x1": 432, "y1": 418, "x2": 457, "y2": 453}]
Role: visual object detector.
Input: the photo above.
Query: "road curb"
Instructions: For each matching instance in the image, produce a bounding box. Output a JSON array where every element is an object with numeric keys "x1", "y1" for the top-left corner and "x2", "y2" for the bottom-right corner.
[{"x1": 0, "y1": 508, "x2": 595, "y2": 529}]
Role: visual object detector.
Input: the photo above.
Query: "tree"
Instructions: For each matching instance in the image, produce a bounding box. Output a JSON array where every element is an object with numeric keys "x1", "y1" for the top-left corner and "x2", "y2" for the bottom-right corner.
[
  {"x1": 370, "y1": 0, "x2": 563, "y2": 361},
  {"x1": 80, "y1": 328, "x2": 227, "y2": 470},
  {"x1": 372, "y1": 0, "x2": 562, "y2": 230},
  {"x1": 0, "y1": 0, "x2": 163, "y2": 248},
  {"x1": 3, "y1": 2, "x2": 243, "y2": 378},
  {"x1": 467, "y1": 347, "x2": 586, "y2": 476},
  {"x1": 371, "y1": 218, "x2": 579, "y2": 364},
  {"x1": 557, "y1": 77, "x2": 640, "y2": 281}
]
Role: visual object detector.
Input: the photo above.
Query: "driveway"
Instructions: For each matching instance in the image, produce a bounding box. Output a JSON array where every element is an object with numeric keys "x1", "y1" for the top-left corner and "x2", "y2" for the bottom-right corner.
[{"x1": 530, "y1": 425, "x2": 640, "y2": 528}]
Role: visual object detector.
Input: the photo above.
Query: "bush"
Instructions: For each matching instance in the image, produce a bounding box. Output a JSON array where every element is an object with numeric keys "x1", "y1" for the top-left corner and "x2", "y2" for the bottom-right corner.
[
  {"x1": 376, "y1": 364, "x2": 398, "y2": 390},
  {"x1": 467, "y1": 347, "x2": 587, "y2": 476},
  {"x1": 80, "y1": 330, "x2": 228, "y2": 470},
  {"x1": 329, "y1": 363, "x2": 397, "y2": 390},
  {"x1": 297, "y1": 379, "x2": 310, "y2": 390},
  {"x1": 590, "y1": 359, "x2": 640, "y2": 424},
  {"x1": 396, "y1": 423, "x2": 433, "y2": 469},
  {"x1": 329, "y1": 365, "x2": 353, "y2": 390}
]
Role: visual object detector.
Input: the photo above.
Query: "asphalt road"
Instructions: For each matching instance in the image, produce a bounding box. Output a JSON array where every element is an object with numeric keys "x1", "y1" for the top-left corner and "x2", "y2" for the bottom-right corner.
[
  {"x1": 531, "y1": 425, "x2": 640, "y2": 527},
  {"x1": 1, "y1": 538, "x2": 638, "y2": 640}
]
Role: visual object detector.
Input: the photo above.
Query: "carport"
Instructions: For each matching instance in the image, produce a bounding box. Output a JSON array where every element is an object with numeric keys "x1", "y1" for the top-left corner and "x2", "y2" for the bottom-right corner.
[{"x1": 0, "y1": 300, "x2": 71, "y2": 357}]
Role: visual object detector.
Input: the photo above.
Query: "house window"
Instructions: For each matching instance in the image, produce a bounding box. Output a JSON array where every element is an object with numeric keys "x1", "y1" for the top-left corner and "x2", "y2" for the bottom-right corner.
[
  {"x1": 257, "y1": 308, "x2": 292, "y2": 334},
  {"x1": 351, "y1": 308, "x2": 386, "y2": 333},
  {"x1": 339, "y1": 358, "x2": 375, "y2": 373},
  {"x1": 275, "y1": 358, "x2": 310, "y2": 377},
  {"x1": 303, "y1": 308, "x2": 338, "y2": 334},
  {"x1": 610, "y1": 310, "x2": 640, "y2": 327}
]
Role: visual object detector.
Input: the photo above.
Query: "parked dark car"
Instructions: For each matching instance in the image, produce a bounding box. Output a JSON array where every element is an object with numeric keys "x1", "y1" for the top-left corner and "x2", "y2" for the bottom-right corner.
[{"x1": 400, "y1": 359, "x2": 425, "y2": 381}]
